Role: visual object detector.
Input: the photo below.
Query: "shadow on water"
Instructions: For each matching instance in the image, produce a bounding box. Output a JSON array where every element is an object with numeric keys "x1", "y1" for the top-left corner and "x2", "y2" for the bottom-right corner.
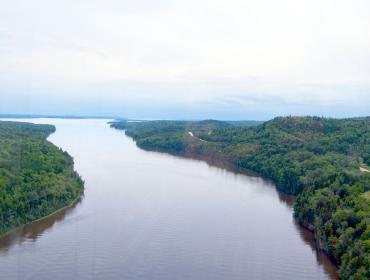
[
  {"x1": 0, "y1": 197, "x2": 82, "y2": 253},
  {"x1": 149, "y1": 146, "x2": 298, "y2": 208},
  {"x1": 293, "y1": 219, "x2": 339, "y2": 279},
  {"x1": 140, "y1": 145, "x2": 340, "y2": 279}
]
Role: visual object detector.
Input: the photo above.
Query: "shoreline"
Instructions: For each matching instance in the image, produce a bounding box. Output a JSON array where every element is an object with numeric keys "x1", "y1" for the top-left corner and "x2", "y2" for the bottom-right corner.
[
  {"x1": 125, "y1": 133, "x2": 340, "y2": 277},
  {"x1": 0, "y1": 195, "x2": 83, "y2": 240}
]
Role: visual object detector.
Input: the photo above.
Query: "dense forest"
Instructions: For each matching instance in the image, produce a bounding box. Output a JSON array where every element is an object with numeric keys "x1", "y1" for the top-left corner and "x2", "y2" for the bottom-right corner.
[
  {"x1": 0, "y1": 121, "x2": 84, "y2": 236},
  {"x1": 111, "y1": 116, "x2": 370, "y2": 279}
]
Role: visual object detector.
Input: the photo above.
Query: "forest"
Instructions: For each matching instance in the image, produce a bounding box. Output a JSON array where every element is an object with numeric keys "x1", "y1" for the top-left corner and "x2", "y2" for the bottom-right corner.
[
  {"x1": 111, "y1": 116, "x2": 370, "y2": 279},
  {"x1": 0, "y1": 121, "x2": 84, "y2": 236}
]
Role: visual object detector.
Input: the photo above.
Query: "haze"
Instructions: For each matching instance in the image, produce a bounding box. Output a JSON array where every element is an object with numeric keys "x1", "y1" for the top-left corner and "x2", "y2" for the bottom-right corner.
[{"x1": 1, "y1": 0, "x2": 369, "y2": 119}]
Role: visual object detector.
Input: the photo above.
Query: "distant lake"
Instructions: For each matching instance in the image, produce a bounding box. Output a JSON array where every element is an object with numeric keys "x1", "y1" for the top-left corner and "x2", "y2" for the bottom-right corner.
[{"x1": 0, "y1": 119, "x2": 338, "y2": 279}]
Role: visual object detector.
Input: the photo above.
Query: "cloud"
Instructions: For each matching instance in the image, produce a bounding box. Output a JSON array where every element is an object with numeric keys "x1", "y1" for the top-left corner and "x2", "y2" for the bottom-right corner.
[{"x1": 0, "y1": 0, "x2": 369, "y2": 118}]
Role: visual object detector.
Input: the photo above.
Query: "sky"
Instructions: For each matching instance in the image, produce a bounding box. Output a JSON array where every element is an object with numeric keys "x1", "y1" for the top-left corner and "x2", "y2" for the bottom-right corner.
[{"x1": 0, "y1": 0, "x2": 369, "y2": 120}]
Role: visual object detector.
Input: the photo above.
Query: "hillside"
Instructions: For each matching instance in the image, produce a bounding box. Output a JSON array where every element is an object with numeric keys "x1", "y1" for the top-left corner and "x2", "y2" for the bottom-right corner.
[
  {"x1": 111, "y1": 116, "x2": 370, "y2": 279},
  {"x1": 0, "y1": 121, "x2": 84, "y2": 236}
]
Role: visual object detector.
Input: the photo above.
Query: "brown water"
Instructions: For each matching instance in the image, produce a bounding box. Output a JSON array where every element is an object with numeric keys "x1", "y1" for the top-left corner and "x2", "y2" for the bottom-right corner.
[{"x1": 0, "y1": 119, "x2": 338, "y2": 280}]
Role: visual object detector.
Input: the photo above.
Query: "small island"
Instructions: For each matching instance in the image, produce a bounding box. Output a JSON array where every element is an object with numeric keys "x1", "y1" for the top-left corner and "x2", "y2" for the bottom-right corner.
[
  {"x1": 0, "y1": 121, "x2": 84, "y2": 236},
  {"x1": 111, "y1": 116, "x2": 370, "y2": 279}
]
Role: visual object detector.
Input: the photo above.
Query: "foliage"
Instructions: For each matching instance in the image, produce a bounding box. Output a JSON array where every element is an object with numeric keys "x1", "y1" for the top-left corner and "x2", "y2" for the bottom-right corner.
[
  {"x1": 0, "y1": 121, "x2": 83, "y2": 235},
  {"x1": 111, "y1": 116, "x2": 370, "y2": 278}
]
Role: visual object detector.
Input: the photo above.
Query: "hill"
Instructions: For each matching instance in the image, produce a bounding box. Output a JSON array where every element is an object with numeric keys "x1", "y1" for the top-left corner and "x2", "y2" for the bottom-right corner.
[
  {"x1": 111, "y1": 116, "x2": 370, "y2": 279},
  {"x1": 0, "y1": 121, "x2": 84, "y2": 236}
]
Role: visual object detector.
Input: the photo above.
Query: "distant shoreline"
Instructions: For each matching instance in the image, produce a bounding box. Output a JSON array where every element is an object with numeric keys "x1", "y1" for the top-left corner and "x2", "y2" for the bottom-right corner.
[{"x1": 0, "y1": 114, "x2": 121, "y2": 120}]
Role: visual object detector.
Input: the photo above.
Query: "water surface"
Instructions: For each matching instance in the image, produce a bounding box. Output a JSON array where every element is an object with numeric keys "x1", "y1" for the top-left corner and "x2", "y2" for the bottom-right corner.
[{"x1": 0, "y1": 119, "x2": 338, "y2": 279}]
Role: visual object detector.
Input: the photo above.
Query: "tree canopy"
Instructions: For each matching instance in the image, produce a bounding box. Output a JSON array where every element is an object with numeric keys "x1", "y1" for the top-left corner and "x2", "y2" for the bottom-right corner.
[
  {"x1": 0, "y1": 121, "x2": 83, "y2": 236},
  {"x1": 111, "y1": 116, "x2": 370, "y2": 279}
]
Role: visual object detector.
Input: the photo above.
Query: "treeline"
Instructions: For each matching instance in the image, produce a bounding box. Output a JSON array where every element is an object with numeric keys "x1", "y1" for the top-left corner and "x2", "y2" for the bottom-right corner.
[
  {"x1": 0, "y1": 121, "x2": 84, "y2": 235},
  {"x1": 111, "y1": 116, "x2": 370, "y2": 279}
]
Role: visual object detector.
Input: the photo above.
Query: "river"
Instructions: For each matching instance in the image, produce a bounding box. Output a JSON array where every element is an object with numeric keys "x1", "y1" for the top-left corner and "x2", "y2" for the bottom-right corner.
[{"x1": 0, "y1": 118, "x2": 338, "y2": 279}]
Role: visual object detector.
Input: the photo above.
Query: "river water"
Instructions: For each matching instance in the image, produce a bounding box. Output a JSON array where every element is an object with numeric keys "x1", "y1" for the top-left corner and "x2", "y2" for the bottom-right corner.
[{"x1": 0, "y1": 119, "x2": 338, "y2": 279}]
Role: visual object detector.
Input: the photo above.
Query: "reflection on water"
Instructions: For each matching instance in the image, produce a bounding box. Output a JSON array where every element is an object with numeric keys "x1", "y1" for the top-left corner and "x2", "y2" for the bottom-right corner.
[
  {"x1": 293, "y1": 220, "x2": 339, "y2": 280},
  {"x1": 0, "y1": 118, "x2": 338, "y2": 280},
  {"x1": 0, "y1": 199, "x2": 82, "y2": 253},
  {"x1": 139, "y1": 146, "x2": 338, "y2": 279}
]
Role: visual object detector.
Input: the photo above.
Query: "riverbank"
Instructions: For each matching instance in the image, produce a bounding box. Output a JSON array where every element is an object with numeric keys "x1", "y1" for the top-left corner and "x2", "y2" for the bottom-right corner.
[
  {"x1": 110, "y1": 117, "x2": 370, "y2": 279},
  {"x1": 0, "y1": 195, "x2": 82, "y2": 240},
  {"x1": 0, "y1": 121, "x2": 84, "y2": 237}
]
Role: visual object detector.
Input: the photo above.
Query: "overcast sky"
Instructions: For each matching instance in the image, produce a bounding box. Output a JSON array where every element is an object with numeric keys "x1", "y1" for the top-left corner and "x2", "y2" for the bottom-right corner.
[{"x1": 1, "y1": 0, "x2": 369, "y2": 119}]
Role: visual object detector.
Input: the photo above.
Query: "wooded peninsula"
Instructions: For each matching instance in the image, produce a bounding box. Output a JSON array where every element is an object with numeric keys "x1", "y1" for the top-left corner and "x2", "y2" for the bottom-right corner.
[
  {"x1": 111, "y1": 116, "x2": 370, "y2": 279},
  {"x1": 0, "y1": 121, "x2": 84, "y2": 236}
]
